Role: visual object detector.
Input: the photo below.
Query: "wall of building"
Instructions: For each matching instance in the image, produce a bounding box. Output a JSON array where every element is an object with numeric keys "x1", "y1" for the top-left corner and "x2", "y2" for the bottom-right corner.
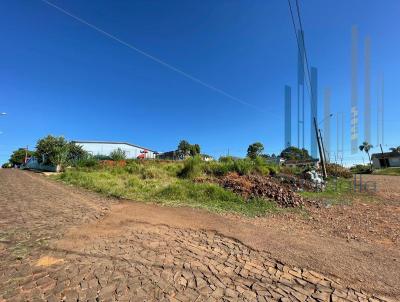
[
  {"x1": 372, "y1": 156, "x2": 400, "y2": 168},
  {"x1": 77, "y1": 142, "x2": 156, "y2": 159},
  {"x1": 389, "y1": 157, "x2": 400, "y2": 167}
]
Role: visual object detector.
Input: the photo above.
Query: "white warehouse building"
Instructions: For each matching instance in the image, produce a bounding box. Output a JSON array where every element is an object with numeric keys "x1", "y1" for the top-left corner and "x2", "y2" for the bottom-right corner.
[{"x1": 73, "y1": 141, "x2": 157, "y2": 159}]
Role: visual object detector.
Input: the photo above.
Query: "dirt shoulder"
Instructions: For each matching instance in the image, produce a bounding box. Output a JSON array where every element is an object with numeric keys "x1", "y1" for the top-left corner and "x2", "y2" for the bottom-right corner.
[
  {"x1": 1, "y1": 170, "x2": 399, "y2": 300},
  {"x1": 70, "y1": 198, "x2": 399, "y2": 298}
]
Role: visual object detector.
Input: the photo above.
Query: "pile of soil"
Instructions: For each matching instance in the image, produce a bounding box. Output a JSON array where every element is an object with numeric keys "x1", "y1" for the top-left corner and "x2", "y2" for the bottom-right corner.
[{"x1": 219, "y1": 172, "x2": 304, "y2": 207}]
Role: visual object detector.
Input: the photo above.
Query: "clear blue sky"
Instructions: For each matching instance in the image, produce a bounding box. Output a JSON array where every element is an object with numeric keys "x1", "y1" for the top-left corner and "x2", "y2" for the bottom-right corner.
[{"x1": 1, "y1": 0, "x2": 399, "y2": 165}]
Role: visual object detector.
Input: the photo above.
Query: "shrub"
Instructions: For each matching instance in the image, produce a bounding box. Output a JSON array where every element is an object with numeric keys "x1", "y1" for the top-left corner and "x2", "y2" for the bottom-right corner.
[
  {"x1": 350, "y1": 164, "x2": 371, "y2": 174},
  {"x1": 252, "y1": 156, "x2": 277, "y2": 176},
  {"x1": 219, "y1": 156, "x2": 235, "y2": 163},
  {"x1": 1, "y1": 162, "x2": 12, "y2": 168},
  {"x1": 178, "y1": 155, "x2": 203, "y2": 179},
  {"x1": 233, "y1": 158, "x2": 253, "y2": 175},
  {"x1": 93, "y1": 154, "x2": 112, "y2": 160},
  {"x1": 110, "y1": 148, "x2": 127, "y2": 161},
  {"x1": 325, "y1": 163, "x2": 352, "y2": 178},
  {"x1": 75, "y1": 156, "x2": 99, "y2": 168},
  {"x1": 140, "y1": 166, "x2": 167, "y2": 179},
  {"x1": 204, "y1": 161, "x2": 234, "y2": 176},
  {"x1": 125, "y1": 161, "x2": 143, "y2": 174}
]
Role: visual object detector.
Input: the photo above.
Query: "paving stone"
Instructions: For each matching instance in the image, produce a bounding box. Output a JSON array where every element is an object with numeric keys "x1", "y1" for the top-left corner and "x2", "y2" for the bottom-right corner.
[{"x1": 0, "y1": 170, "x2": 393, "y2": 302}]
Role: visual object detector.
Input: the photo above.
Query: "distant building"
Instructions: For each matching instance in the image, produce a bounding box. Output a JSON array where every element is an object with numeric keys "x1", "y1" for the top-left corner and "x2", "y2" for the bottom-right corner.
[
  {"x1": 73, "y1": 141, "x2": 157, "y2": 159},
  {"x1": 157, "y1": 150, "x2": 180, "y2": 160},
  {"x1": 371, "y1": 152, "x2": 400, "y2": 169}
]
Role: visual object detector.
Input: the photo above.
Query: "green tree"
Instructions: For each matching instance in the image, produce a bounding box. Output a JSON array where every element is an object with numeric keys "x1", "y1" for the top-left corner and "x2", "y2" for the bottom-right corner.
[
  {"x1": 247, "y1": 142, "x2": 264, "y2": 159},
  {"x1": 36, "y1": 135, "x2": 69, "y2": 166},
  {"x1": 280, "y1": 146, "x2": 312, "y2": 161},
  {"x1": 67, "y1": 142, "x2": 87, "y2": 163},
  {"x1": 389, "y1": 146, "x2": 400, "y2": 153},
  {"x1": 359, "y1": 141, "x2": 373, "y2": 170},
  {"x1": 9, "y1": 148, "x2": 35, "y2": 165},
  {"x1": 177, "y1": 140, "x2": 191, "y2": 157},
  {"x1": 190, "y1": 144, "x2": 201, "y2": 156},
  {"x1": 110, "y1": 148, "x2": 127, "y2": 161}
]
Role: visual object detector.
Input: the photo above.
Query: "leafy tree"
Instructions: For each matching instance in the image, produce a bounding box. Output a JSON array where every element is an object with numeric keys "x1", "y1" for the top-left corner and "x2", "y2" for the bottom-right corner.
[
  {"x1": 389, "y1": 146, "x2": 400, "y2": 153},
  {"x1": 247, "y1": 142, "x2": 264, "y2": 159},
  {"x1": 177, "y1": 140, "x2": 201, "y2": 158},
  {"x1": 110, "y1": 148, "x2": 127, "y2": 161},
  {"x1": 359, "y1": 141, "x2": 373, "y2": 170},
  {"x1": 9, "y1": 148, "x2": 35, "y2": 165},
  {"x1": 67, "y1": 142, "x2": 87, "y2": 162},
  {"x1": 36, "y1": 135, "x2": 69, "y2": 166},
  {"x1": 190, "y1": 144, "x2": 201, "y2": 156},
  {"x1": 280, "y1": 146, "x2": 312, "y2": 161},
  {"x1": 178, "y1": 140, "x2": 191, "y2": 157}
]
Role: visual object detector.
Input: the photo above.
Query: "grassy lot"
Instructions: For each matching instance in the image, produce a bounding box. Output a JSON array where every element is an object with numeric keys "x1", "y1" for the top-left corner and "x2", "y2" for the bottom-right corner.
[
  {"x1": 56, "y1": 160, "x2": 279, "y2": 217},
  {"x1": 300, "y1": 177, "x2": 377, "y2": 205},
  {"x1": 300, "y1": 177, "x2": 354, "y2": 205},
  {"x1": 373, "y1": 167, "x2": 400, "y2": 176}
]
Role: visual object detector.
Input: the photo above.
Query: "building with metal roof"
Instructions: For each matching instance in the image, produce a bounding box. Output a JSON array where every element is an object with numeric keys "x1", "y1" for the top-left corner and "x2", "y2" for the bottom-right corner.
[
  {"x1": 371, "y1": 151, "x2": 400, "y2": 169},
  {"x1": 73, "y1": 141, "x2": 157, "y2": 159}
]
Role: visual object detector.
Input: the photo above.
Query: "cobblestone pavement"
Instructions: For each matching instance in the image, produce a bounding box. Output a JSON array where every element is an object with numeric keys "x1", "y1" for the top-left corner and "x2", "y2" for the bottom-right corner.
[{"x1": 0, "y1": 170, "x2": 396, "y2": 301}]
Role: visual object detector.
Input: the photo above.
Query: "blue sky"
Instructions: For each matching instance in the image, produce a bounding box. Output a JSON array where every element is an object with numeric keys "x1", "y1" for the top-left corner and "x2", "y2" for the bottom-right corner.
[{"x1": 0, "y1": 0, "x2": 399, "y2": 165}]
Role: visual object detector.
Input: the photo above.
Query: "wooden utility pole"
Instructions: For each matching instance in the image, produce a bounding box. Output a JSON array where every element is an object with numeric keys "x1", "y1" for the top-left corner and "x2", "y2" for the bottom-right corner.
[
  {"x1": 319, "y1": 128, "x2": 328, "y2": 164},
  {"x1": 314, "y1": 117, "x2": 327, "y2": 179}
]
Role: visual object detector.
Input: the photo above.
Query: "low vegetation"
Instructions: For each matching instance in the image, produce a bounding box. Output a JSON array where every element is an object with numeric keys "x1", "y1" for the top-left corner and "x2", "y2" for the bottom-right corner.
[
  {"x1": 350, "y1": 164, "x2": 372, "y2": 174},
  {"x1": 300, "y1": 177, "x2": 354, "y2": 204},
  {"x1": 325, "y1": 163, "x2": 352, "y2": 178},
  {"x1": 57, "y1": 159, "x2": 280, "y2": 216},
  {"x1": 373, "y1": 167, "x2": 400, "y2": 176}
]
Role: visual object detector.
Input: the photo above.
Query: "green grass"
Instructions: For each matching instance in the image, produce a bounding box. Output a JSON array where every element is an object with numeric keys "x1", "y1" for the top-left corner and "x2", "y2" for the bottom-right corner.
[
  {"x1": 56, "y1": 161, "x2": 279, "y2": 217},
  {"x1": 373, "y1": 167, "x2": 400, "y2": 176},
  {"x1": 300, "y1": 177, "x2": 354, "y2": 205},
  {"x1": 299, "y1": 177, "x2": 379, "y2": 205}
]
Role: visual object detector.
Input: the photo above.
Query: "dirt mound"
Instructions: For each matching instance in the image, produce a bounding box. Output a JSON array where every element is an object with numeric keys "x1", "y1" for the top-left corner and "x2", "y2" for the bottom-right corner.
[{"x1": 220, "y1": 172, "x2": 304, "y2": 207}]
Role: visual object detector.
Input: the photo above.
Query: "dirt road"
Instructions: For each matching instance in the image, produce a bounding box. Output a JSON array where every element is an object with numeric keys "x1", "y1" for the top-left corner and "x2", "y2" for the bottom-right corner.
[{"x1": 0, "y1": 170, "x2": 398, "y2": 301}]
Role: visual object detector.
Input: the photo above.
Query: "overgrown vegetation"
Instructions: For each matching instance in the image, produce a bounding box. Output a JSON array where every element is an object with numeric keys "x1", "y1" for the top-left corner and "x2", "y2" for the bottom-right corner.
[
  {"x1": 325, "y1": 163, "x2": 352, "y2": 178},
  {"x1": 9, "y1": 148, "x2": 35, "y2": 166},
  {"x1": 300, "y1": 177, "x2": 354, "y2": 204},
  {"x1": 373, "y1": 167, "x2": 400, "y2": 176},
  {"x1": 177, "y1": 155, "x2": 278, "y2": 179},
  {"x1": 350, "y1": 164, "x2": 372, "y2": 174},
  {"x1": 56, "y1": 159, "x2": 279, "y2": 216},
  {"x1": 109, "y1": 148, "x2": 127, "y2": 161},
  {"x1": 36, "y1": 135, "x2": 86, "y2": 167}
]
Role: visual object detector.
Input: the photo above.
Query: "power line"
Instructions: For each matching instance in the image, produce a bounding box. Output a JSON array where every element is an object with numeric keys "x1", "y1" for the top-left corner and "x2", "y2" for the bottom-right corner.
[
  {"x1": 40, "y1": 0, "x2": 260, "y2": 110},
  {"x1": 287, "y1": 0, "x2": 311, "y2": 95},
  {"x1": 294, "y1": 0, "x2": 313, "y2": 97}
]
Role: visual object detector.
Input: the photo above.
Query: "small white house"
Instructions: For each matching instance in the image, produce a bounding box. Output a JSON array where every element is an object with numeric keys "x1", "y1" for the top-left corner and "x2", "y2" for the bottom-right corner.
[{"x1": 73, "y1": 141, "x2": 157, "y2": 159}]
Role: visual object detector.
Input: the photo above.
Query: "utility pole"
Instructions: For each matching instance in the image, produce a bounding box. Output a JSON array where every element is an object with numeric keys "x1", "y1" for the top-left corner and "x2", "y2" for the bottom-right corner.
[
  {"x1": 319, "y1": 129, "x2": 328, "y2": 164},
  {"x1": 314, "y1": 117, "x2": 327, "y2": 179},
  {"x1": 380, "y1": 143, "x2": 386, "y2": 168}
]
